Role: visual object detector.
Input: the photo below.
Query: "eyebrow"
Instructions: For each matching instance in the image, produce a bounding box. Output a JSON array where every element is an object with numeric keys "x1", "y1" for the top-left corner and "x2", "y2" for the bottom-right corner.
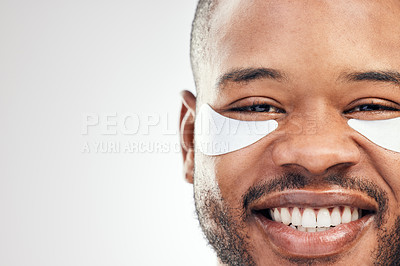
[
  {"x1": 217, "y1": 68, "x2": 400, "y2": 89},
  {"x1": 217, "y1": 67, "x2": 285, "y2": 88},
  {"x1": 343, "y1": 71, "x2": 400, "y2": 86}
]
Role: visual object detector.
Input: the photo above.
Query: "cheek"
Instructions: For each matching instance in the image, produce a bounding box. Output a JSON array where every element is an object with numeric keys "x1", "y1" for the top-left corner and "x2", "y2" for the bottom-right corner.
[
  {"x1": 211, "y1": 144, "x2": 276, "y2": 205},
  {"x1": 373, "y1": 153, "x2": 400, "y2": 212},
  {"x1": 349, "y1": 118, "x2": 400, "y2": 213},
  {"x1": 209, "y1": 152, "x2": 256, "y2": 205},
  {"x1": 194, "y1": 153, "x2": 218, "y2": 189}
]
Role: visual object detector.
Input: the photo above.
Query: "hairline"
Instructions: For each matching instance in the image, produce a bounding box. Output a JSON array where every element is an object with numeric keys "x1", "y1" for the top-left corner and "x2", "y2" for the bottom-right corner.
[{"x1": 190, "y1": 0, "x2": 219, "y2": 95}]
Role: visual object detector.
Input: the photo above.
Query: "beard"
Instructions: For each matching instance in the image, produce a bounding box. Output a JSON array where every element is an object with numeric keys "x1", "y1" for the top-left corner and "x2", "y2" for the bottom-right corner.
[
  {"x1": 194, "y1": 187, "x2": 256, "y2": 266},
  {"x1": 374, "y1": 217, "x2": 400, "y2": 265},
  {"x1": 193, "y1": 171, "x2": 400, "y2": 266}
]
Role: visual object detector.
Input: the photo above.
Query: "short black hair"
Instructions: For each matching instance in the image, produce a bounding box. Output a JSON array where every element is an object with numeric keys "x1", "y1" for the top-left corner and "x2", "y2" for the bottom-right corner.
[{"x1": 190, "y1": 0, "x2": 218, "y2": 92}]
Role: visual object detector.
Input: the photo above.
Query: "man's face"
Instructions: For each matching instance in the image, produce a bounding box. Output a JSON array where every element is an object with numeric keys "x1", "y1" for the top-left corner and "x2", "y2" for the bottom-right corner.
[{"x1": 187, "y1": 0, "x2": 400, "y2": 265}]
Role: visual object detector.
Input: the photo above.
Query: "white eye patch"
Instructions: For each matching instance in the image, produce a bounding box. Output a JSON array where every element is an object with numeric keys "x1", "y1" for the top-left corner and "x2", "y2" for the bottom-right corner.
[
  {"x1": 194, "y1": 104, "x2": 400, "y2": 156},
  {"x1": 348, "y1": 117, "x2": 400, "y2": 153},
  {"x1": 195, "y1": 104, "x2": 278, "y2": 156}
]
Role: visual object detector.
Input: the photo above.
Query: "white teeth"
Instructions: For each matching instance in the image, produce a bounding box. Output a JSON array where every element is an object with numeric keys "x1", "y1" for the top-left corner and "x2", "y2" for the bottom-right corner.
[
  {"x1": 281, "y1": 208, "x2": 291, "y2": 225},
  {"x1": 298, "y1": 226, "x2": 306, "y2": 232},
  {"x1": 331, "y1": 207, "x2": 341, "y2": 226},
  {"x1": 317, "y1": 208, "x2": 331, "y2": 227},
  {"x1": 302, "y1": 208, "x2": 317, "y2": 228},
  {"x1": 274, "y1": 208, "x2": 282, "y2": 222},
  {"x1": 307, "y1": 227, "x2": 317, "y2": 232},
  {"x1": 269, "y1": 206, "x2": 363, "y2": 232},
  {"x1": 342, "y1": 206, "x2": 352, "y2": 223},
  {"x1": 351, "y1": 208, "x2": 359, "y2": 221},
  {"x1": 270, "y1": 209, "x2": 275, "y2": 221},
  {"x1": 291, "y1": 207, "x2": 302, "y2": 226}
]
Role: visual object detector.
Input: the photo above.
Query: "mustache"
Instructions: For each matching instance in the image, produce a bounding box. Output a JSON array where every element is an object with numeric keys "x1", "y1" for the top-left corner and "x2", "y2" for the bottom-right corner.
[{"x1": 242, "y1": 172, "x2": 388, "y2": 227}]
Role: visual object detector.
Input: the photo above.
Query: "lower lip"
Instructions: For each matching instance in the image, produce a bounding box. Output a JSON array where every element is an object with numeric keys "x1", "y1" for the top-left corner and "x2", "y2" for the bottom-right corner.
[{"x1": 254, "y1": 213, "x2": 373, "y2": 257}]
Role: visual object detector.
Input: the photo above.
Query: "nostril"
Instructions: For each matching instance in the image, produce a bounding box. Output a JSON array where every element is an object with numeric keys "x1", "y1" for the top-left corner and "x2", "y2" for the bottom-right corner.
[{"x1": 271, "y1": 137, "x2": 361, "y2": 175}]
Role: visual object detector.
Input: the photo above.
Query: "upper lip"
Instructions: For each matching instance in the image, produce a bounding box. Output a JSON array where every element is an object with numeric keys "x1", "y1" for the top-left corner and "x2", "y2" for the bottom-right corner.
[{"x1": 250, "y1": 189, "x2": 378, "y2": 212}]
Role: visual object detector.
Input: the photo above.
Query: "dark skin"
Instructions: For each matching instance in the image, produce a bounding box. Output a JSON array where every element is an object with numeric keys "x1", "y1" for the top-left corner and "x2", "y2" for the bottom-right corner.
[{"x1": 181, "y1": 0, "x2": 400, "y2": 265}]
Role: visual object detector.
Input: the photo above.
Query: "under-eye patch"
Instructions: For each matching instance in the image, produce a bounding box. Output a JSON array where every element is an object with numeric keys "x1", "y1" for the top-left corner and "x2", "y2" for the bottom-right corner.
[
  {"x1": 348, "y1": 117, "x2": 400, "y2": 153},
  {"x1": 194, "y1": 104, "x2": 400, "y2": 156},
  {"x1": 195, "y1": 104, "x2": 278, "y2": 156}
]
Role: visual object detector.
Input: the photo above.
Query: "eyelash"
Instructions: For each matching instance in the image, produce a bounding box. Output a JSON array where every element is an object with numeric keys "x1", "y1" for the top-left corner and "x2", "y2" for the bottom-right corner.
[
  {"x1": 344, "y1": 104, "x2": 400, "y2": 113},
  {"x1": 229, "y1": 102, "x2": 285, "y2": 113},
  {"x1": 229, "y1": 102, "x2": 400, "y2": 113}
]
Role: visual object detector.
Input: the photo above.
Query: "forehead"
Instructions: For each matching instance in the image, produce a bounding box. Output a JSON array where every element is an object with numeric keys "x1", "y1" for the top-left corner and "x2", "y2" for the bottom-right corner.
[{"x1": 201, "y1": 0, "x2": 400, "y2": 102}]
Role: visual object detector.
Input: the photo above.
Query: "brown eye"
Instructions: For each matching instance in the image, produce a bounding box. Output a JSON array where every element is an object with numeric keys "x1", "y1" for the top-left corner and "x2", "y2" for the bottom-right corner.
[
  {"x1": 230, "y1": 104, "x2": 285, "y2": 113},
  {"x1": 346, "y1": 104, "x2": 400, "y2": 113}
]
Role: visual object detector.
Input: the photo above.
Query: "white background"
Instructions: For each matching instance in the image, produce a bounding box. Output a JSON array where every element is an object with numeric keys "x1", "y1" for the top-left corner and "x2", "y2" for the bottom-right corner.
[{"x1": 0, "y1": 0, "x2": 216, "y2": 265}]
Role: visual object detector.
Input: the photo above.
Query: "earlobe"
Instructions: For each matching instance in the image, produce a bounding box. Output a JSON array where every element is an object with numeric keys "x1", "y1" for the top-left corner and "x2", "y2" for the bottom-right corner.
[{"x1": 179, "y1": 90, "x2": 196, "y2": 183}]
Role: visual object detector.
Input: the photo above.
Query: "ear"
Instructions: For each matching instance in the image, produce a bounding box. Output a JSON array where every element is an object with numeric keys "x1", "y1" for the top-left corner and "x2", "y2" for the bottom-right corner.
[{"x1": 179, "y1": 90, "x2": 196, "y2": 184}]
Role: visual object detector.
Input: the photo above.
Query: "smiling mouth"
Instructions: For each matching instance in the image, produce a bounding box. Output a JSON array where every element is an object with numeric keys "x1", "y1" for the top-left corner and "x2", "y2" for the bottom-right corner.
[
  {"x1": 256, "y1": 206, "x2": 375, "y2": 232},
  {"x1": 251, "y1": 190, "x2": 378, "y2": 257}
]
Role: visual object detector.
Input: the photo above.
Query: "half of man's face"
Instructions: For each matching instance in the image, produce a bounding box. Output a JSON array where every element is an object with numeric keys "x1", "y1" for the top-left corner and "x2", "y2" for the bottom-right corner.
[{"x1": 184, "y1": 0, "x2": 400, "y2": 265}]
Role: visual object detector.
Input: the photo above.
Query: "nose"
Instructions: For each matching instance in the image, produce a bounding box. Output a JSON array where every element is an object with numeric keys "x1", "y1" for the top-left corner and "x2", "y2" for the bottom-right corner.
[{"x1": 271, "y1": 114, "x2": 360, "y2": 175}]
